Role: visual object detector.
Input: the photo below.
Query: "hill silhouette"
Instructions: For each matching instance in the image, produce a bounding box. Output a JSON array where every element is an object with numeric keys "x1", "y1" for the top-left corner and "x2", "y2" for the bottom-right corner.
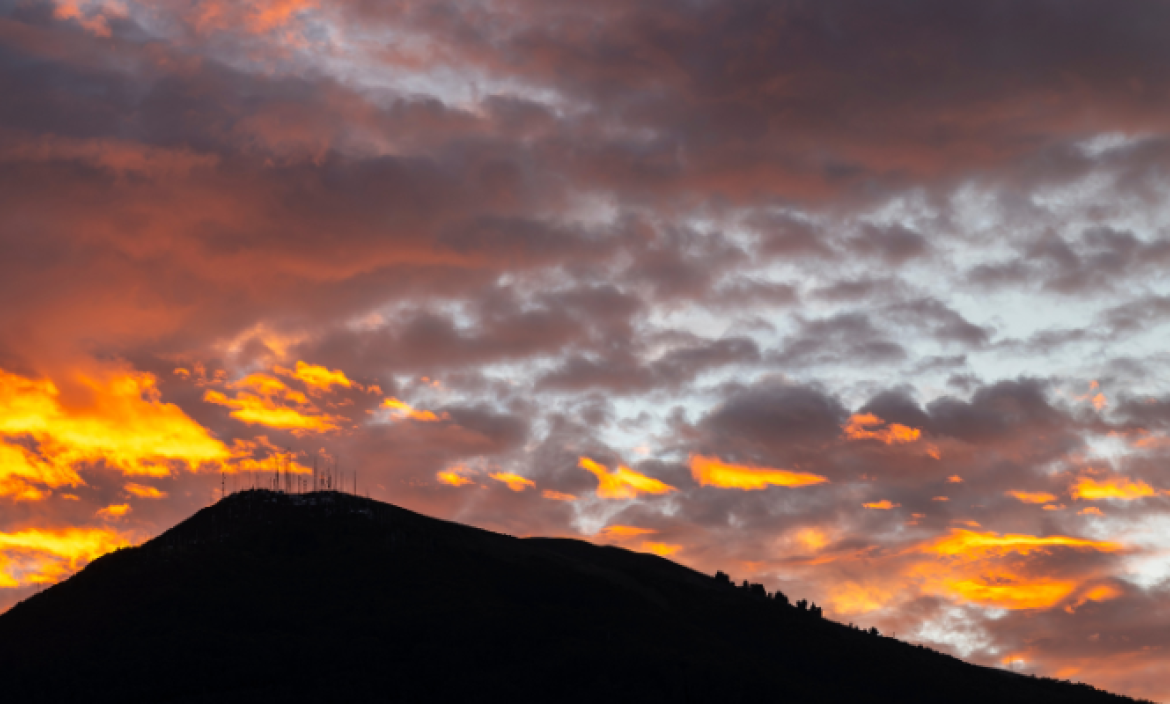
[{"x1": 0, "y1": 490, "x2": 1150, "y2": 703}]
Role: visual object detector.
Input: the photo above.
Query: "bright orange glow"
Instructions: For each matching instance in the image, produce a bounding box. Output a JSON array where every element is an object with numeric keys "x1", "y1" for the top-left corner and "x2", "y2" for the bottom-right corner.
[
  {"x1": 226, "y1": 446, "x2": 313, "y2": 476},
  {"x1": 124, "y1": 483, "x2": 167, "y2": 499},
  {"x1": 863, "y1": 500, "x2": 899, "y2": 509},
  {"x1": 924, "y1": 529, "x2": 1122, "y2": 558},
  {"x1": 1071, "y1": 475, "x2": 1157, "y2": 501},
  {"x1": 1092, "y1": 393, "x2": 1108, "y2": 410},
  {"x1": 943, "y1": 576, "x2": 1077, "y2": 610},
  {"x1": 947, "y1": 475, "x2": 963, "y2": 483},
  {"x1": 932, "y1": 496, "x2": 949, "y2": 501},
  {"x1": 1006, "y1": 490, "x2": 1058, "y2": 504},
  {"x1": 794, "y1": 527, "x2": 830, "y2": 552},
  {"x1": 489, "y1": 472, "x2": 535, "y2": 492},
  {"x1": 382, "y1": 397, "x2": 446, "y2": 422},
  {"x1": 907, "y1": 529, "x2": 1121, "y2": 610},
  {"x1": 542, "y1": 490, "x2": 576, "y2": 501},
  {"x1": 689, "y1": 455, "x2": 827, "y2": 491},
  {"x1": 828, "y1": 582, "x2": 894, "y2": 614},
  {"x1": 276, "y1": 361, "x2": 353, "y2": 393},
  {"x1": 1079, "y1": 507, "x2": 1104, "y2": 516},
  {"x1": 843, "y1": 413, "x2": 922, "y2": 445},
  {"x1": 579, "y1": 457, "x2": 676, "y2": 499},
  {"x1": 641, "y1": 542, "x2": 681, "y2": 556},
  {"x1": 0, "y1": 367, "x2": 229, "y2": 484},
  {"x1": 598, "y1": 525, "x2": 657, "y2": 538},
  {"x1": 0, "y1": 527, "x2": 132, "y2": 587},
  {"x1": 437, "y1": 470, "x2": 475, "y2": 487},
  {"x1": 1042, "y1": 504, "x2": 1065, "y2": 511},
  {"x1": 1066, "y1": 585, "x2": 1122, "y2": 613},
  {"x1": 205, "y1": 370, "x2": 341, "y2": 433},
  {"x1": 96, "y1": 503, "x2": 130, "y2": 519}
]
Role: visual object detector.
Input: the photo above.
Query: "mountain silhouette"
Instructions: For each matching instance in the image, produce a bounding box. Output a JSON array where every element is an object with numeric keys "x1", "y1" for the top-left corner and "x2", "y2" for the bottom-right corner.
[{"x1": 0, "y1": 490, "x2": 1150, "y2": 703}]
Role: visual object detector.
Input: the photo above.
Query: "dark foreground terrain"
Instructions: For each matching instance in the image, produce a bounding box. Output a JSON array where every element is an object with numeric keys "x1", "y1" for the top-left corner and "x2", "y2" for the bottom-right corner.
[{"x1": 0, "y1": 490, "x2": 1149, "y2": 703}]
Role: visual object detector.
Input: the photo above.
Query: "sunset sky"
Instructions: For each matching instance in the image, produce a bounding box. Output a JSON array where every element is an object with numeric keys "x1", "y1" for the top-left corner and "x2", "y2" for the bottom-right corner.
[{"x1": 3, "y1": 0, "x2": 1170, "y2": 698}]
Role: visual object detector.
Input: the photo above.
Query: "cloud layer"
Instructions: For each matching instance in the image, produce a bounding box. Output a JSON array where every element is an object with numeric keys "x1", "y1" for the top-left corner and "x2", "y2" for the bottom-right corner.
[{"x1": 3, "y1": 0, "x2": 1170, "y2": 698}]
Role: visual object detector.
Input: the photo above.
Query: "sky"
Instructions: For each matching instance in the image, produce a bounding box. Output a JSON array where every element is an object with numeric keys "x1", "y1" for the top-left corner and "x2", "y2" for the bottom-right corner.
[{"x1": 3, "y1": 0, "x2": 1170, "y2": 698}]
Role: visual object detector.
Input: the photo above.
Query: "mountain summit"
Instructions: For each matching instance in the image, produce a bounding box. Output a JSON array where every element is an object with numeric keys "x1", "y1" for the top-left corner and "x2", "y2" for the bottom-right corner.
[{"x1": 0, "y1": 490, "x2": 1147, "y2": 703}]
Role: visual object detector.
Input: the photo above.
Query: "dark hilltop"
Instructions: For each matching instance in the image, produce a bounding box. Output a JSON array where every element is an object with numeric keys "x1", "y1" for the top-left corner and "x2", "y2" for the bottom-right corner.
[{"x1": 0, "y1": 490, "x2": 1151, "y2": 703}]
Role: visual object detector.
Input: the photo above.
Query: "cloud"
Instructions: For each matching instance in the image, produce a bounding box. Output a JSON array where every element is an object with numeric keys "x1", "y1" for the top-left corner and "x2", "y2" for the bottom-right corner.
[
  {"x1": 489, "y1": 471, "x2": 535, "y2": 492},
  {"x1": 578, "y1": 457, "x2": 675, "y2": 499},
  {"x1": 0, "y1": 366, "x2": 229, "y2": 481},
  {"x1": 690, "y1": 455, "x2": 828, "y2": 491},
  {"x1": 1070, "y1": 476, "x2": 1158, "y2": 501},
  {"x1": 0, "y1": 527, "x2": 133, "y2": 588}
]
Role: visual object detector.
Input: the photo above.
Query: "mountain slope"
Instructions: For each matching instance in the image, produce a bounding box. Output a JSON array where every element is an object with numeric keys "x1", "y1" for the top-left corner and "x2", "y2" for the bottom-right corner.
[{"x1": 0, "y1": 490, "x2": 1148, "y2": 703}]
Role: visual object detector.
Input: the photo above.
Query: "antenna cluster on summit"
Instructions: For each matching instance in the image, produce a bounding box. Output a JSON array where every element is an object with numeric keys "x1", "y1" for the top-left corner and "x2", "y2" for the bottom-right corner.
[{"x1": 218, "y1": 451, "x2": 362, "y2": 501}]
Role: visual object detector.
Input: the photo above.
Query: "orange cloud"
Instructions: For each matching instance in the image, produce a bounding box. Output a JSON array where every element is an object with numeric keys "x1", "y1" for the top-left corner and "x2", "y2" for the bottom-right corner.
[
  {"x1": 1006, "y1": 490, "x2": 1058, "y2": 504},
  {"x1": 0, "y1": 527, "x2": 132, "y2": 588},
  {"x1": 689, "y1": 455, "x2": 827, "y2": 491},
  {"x1": 0, "y1": 367, "x2": 229, "y2": 485},
  {"x1": 923, "y1": 529, "x2": 1122, "y2": 558},
  {"x1": 1065, "y1": 584, "x2": 1122, "y2": 613},
  {"x1": 1079, "y1": 507, "x2": 1104, "y2": 516},
  {"x1": 908, "y1": 530, "x2": 1124, "y2": 610},
  {"x1": 947, "y1": 475, "x2": 963, "y2": 483},
  {"x1": 205, "y1": 371, "x2": 342, "y2": 433},
  {"x1": 863, "y1": 500, "x2": 900, "y2": 509},
  {"x1": 843, "y1": 413, "x2": 922, "y2": 445},
  {"x1": 938, "y1": 576, "x2": 1079, "y2": 610},
  {"x1": 542, "y1": 490, "x2": 576, "y2": 501},
  {"x1": 641, "y1": 542, "x2": 681, "y2": 557},
  {"x1": 96, "y1": 503, "x2": 131, "y2": 519},
  {"x1": 124, "y1": 483, "x2": 167, "y2": 499},
  {"x1": 489, "y1": 472, "x2": 535, "y2": 492},
  {"x1": 598, "y1": 525, "x2": 657, "y2": 538},
  {"x1": 578, "y1": 457, "x2": 676, "y2": 499},
  {"x1": 437, "y1": 470, "x2": 475, "y2": 487},
  {"x1": 382, "y1": 398, "x2": 447, "y2": 422},
  {"x1": 1070, "y1": 476, "x2": 1158, "y2": 501},
  {"x1": 275, "y1": 361, "x2": 353, "y2": 393}
]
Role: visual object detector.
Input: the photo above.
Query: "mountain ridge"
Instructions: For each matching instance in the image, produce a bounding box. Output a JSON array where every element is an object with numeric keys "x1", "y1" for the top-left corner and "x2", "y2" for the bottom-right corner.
[{"x1": 0, "y1": 489, "x2": 1149, "y2": 703}]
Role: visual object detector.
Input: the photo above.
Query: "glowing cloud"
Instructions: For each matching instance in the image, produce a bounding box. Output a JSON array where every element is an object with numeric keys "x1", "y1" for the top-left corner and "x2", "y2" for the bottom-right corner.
[
  {"x1": 437, "y1": 470, "x2": 475, "y2": 487},
  {"x1": 542, "y1": 490, "x2": 576, "y2": 501},
  {"x1": 0, "y1": 527, "x2": 132, "y2": 588},
  {"x1": 947, "y1": 475, "x2": 963, "y2": 483},
  {"x1": 96, "y1": 503, "x2": 130, "y2": 519},
  {"x1": 689, "y1": 455, "x2": 827, "y2": 491},
  {"x1": 906, "y1": 530, "x2": 1125, "y2": 610},
  {"x1": 598, "y1": 525, "x2": 657, "y2": 538},
  {"x1": 382, "y1": 398, "x2": 447, "y2": 422},
  {"x1": 641, "y1": 542, "x2": 681, "y2": 557},
  {"x1": 1071, "y1": 476, "x2": 1157, "y2": 501},
  {"x1": 940, "y1": 577, "x2": 1079, "y2": 610},
  {"x1": 276, "y1": 361, "x2": 354, "y2": 393},
  {"x1": 843, "y1": 413, "x2": 922, "y2": 445},
  {"x1": 578, "y1": 457, "x2": 676, "y2": 499},
  {"x1": 205, "y1": 372, "x2": 342, "y2": 433},
  {"x1": 489, "y1": 472, "x2": 535, "y2": 492},
  {"x1": 863, "y1": 500, "x2": 900, "y2": 510},
  {"x1": 0, "y1": 367, "x2": 229, "y2": 480},
  {"x1": 1079, "y1": 507, "x2": 1104, "y2": 516},
  {"x1": 1006, "y1": 490, "x2": 1058, "y2": 504},
  {"x1": 923, "y1": 529, "x2": 1122, "y2": 558},
  {"x1": 124, "y1": 483, "x2": 167, "y2": 499},
  {"x1": 1066, "y1": 585, "x2": 1122, "y2": 613}
]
